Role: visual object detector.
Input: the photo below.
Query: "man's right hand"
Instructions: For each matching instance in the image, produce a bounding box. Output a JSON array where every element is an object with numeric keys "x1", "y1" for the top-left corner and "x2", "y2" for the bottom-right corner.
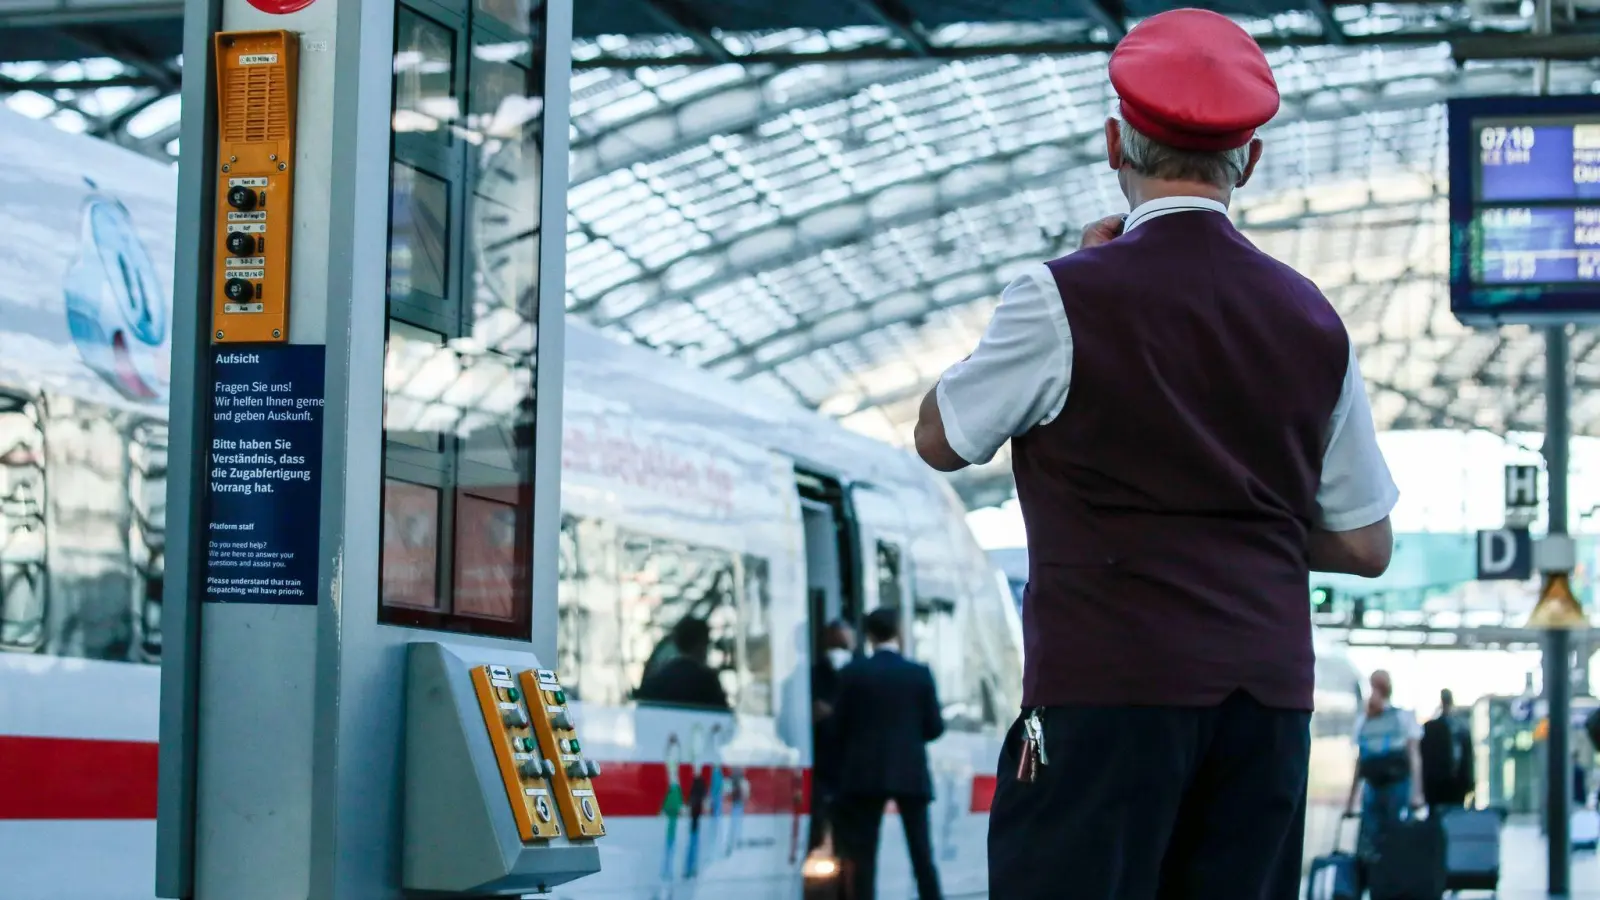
[{"x1": 1079, "y1": 214, "x2": 1127, "y2": 249}]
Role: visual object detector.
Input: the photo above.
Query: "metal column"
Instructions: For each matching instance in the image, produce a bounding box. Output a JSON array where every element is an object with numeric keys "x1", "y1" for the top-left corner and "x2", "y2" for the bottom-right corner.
[{"x1": 1545, "y1": 324, "x2": 1573, "y2": 896}]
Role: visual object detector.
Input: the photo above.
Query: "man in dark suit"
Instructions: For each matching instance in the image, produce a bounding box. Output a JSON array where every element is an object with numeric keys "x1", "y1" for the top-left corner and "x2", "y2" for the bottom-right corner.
[{"x1": 831, "y1": 607, "x2": 944, "y2": 900}]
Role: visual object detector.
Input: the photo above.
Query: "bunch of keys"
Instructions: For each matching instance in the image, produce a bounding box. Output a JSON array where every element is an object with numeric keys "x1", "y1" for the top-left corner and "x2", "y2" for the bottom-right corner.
[{"x1": 1017, "y1": 708, "x2": 1049, "y2": 784}]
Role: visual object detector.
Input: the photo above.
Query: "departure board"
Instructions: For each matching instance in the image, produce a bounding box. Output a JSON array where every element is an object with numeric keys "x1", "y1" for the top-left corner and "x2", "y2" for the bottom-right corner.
[{"x1": 1450, "y1": 96, "x2": 1600, "y2": 325}]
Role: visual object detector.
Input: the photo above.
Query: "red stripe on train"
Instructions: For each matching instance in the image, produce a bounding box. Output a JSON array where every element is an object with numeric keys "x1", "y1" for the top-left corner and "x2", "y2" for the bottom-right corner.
[
  {"x1": 969, "y1": 774, "x2": 997, "y2": 813},
  {"x1": 0, "y1": 736, "x2": 159, "y2": 820},
  {"x1": 0, "y1": 736, "x2": 812, "y2": 821}
]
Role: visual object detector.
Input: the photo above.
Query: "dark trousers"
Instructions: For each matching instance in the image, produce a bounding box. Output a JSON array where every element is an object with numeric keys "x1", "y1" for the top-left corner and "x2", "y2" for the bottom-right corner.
[
  {"x1": 835, "y1": 794, "x2": 942, "y2": 900},
  {"x1": 989, "y1": 690, "x2": 1311, "y2": 900}
]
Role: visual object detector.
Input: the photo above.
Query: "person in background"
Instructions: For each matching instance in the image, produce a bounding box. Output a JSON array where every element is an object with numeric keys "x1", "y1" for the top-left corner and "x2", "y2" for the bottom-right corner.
[
  {"x1": 636, "y1": 618, "x2": 730, "y2": 710},
  {"x1": 810, "y1": 620, "x2": 855, "y2": 852},
  {"x1": 1349, "y1": 670, "x2": 1423, "y2": 856},
  {"x1": 1420, "y1": 688, "x2": 1475, "y2": 816},
  {"x1": 832, "y1": 608, "x2": 944, "y2": 900}
]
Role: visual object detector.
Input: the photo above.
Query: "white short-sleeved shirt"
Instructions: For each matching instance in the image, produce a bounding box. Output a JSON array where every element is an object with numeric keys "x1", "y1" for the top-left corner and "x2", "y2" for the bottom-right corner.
[{"x1": 934, "y1": 195, "x2": 1399, "y2": 532}]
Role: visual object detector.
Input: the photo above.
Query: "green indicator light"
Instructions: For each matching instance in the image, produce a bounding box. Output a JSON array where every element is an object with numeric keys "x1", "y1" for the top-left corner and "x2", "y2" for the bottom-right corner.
[
  {"x1": 554, "y1": 690, "x2": 566, "y2": 705},
  {"x1": 570, "y1": 739, "x2": 581, "y2": 753},
  {"x1": 508, "y1": 687, "x2": 520, "y2": 702}
]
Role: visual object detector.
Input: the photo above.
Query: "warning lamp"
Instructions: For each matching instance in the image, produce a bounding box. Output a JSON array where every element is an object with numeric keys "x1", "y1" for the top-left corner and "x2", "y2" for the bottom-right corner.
[
  {"x1": 1311, "y1": 585, "x2": 1335, "y2": 615},
  {"x1": 1527, "y1": 571, "x2": 1587, "y2": 629},
  {"x1": 1527, "y1": 535, "x2": 1587, "y2": 629}
]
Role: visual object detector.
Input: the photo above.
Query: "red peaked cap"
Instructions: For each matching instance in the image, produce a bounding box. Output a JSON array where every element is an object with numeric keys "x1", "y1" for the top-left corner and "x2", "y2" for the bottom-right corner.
[{"x1": 1109, "y1": 8, "x2": 1280, "y2": 152}]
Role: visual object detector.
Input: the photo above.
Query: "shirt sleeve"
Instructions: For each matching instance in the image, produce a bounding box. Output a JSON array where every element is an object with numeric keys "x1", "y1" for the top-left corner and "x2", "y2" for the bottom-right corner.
[
  {"x1": 1316, "y1": 340, "x2": 1400, "y2": 532},
  {"x1": 934, "y1": 265, "x2": 1073, "y2": 466}
]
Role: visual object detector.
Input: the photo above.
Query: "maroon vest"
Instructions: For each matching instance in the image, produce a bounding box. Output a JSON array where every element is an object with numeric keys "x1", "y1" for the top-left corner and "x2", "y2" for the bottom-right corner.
[{"x1": 1015, "y1": 211, "x2": 1348, "y2": 711}]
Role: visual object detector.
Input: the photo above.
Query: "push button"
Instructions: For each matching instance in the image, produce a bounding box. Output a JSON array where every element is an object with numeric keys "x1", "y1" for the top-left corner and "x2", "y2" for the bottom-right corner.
[
  {"x1": 585, "y1": 760, "x2": 601, "y2": 779},
  {"x1": 551, "y1": 712, "x2": 572, "y2": 730},
  {"x1": 502, "y1": 707, "x2": 529, "y2": 728}
]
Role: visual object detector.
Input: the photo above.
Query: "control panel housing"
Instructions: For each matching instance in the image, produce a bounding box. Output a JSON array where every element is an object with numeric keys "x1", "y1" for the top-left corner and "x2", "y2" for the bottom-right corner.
[
  {"x1": 520, "y1": 669, "x2": 606, "y2": 839},
  {"x1": 404, "y1": 643, "x2": 600, "y2": 895},
  {"x1": 211, "y1": 30, "x2": 298, "y2": 343}
]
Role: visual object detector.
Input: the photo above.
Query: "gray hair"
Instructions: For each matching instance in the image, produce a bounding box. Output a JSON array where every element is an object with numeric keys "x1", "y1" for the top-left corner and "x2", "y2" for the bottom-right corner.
[{"x1": 1117, "y1": 118, "x2": 1251, "y2": 188}]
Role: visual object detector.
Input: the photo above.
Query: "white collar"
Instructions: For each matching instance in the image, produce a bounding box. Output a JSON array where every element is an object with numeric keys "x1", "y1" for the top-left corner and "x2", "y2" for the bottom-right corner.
[{"x1": 1123, "y1": 195, "x2": 1229, "y2": 233}]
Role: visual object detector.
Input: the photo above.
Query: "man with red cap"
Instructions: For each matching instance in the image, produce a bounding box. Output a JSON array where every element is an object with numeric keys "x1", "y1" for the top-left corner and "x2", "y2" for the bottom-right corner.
[{"x1": 913, "y1": 9, "x2": 1398, "y2": 898}]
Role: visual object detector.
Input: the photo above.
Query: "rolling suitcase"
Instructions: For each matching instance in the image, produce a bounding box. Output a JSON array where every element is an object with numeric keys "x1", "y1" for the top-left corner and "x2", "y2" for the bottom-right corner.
[
  {"x1": 1367, "y1": 812, "x2": 1445, "y2": 900},
  {"x1": 1440, "y1": 807, "x2": 1501, "y2": 891},
  {"x1": 1573, "y1": 807, "x2": 1599, "y2": 852},
  {"x1": 1306, "y1": 815, "x2": 1360, "y2": 900}
]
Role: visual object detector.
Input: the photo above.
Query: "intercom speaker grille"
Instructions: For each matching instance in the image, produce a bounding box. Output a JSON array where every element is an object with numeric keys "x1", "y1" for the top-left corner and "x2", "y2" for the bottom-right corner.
[{"x1": 223, "y1": 65, "x2": 292, "y2": 144}]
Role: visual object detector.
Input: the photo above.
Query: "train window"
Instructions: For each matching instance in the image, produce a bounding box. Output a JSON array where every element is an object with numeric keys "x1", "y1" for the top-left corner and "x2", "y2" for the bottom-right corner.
[
  {"x1": 378, "y1": 0, "x2": 547, "y2": 640},
  {"x1": 129, "y1": 420, "x2": 166, "y2": 662},
  {"x1": 876, "y1": 541, "x2": 903, "y2": 609},
  {"x1": 912, "y1": 593, "x2": 986, "y2": 731},
  {"x1": 0, "y1": 392, "x2": 48, "y2": 652},
  {"x1": 618, "y1": 529, "x2": 770, "y2": 714},
  {"x1": 738, "y1": 554, "x2": 773, "y2": 717}
]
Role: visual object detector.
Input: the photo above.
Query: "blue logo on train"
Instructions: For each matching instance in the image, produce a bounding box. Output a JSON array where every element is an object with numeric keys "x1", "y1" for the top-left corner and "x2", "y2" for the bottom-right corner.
[{"x1": 63, "y1": 179, "x2": 170, "y2": 403}]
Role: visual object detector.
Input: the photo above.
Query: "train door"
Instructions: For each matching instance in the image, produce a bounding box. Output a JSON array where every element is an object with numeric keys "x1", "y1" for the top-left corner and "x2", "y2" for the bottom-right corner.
[
  {"x1": 795, "y1": 470, "x2": 861, "y2": 866},
  {"x1": 0, "y1": 390, "x2": 48, "y2": 652}
]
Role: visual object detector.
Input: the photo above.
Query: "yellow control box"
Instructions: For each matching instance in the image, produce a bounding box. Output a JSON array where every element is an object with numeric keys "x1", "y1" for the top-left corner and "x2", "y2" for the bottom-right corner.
[
  {"x1": 471, "y1": 665, "x2": 561, "y2": 842},
  {"x1": 211, "y1": 30, "x2": 299, "y2": 343},
  {"x1": 519, "y1": 669, "x2": 606, "y2": 839}
]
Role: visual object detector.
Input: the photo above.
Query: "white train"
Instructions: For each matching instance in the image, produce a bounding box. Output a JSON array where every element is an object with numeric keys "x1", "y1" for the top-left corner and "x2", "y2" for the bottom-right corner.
[{"x1": 0, "y1": 106, "x2": 1359, "y2": 899}]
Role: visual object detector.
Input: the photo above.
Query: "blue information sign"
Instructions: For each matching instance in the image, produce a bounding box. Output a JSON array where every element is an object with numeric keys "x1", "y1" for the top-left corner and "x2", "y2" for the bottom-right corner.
[{"x1": 203, "y1": 343, "x2": 326, "y2": 605}]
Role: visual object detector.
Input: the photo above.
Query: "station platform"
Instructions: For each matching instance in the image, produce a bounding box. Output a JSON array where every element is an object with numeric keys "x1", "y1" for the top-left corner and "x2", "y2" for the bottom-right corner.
[{"x1": 1493, "y1": 818, "x2": 1600, "y2": 899}]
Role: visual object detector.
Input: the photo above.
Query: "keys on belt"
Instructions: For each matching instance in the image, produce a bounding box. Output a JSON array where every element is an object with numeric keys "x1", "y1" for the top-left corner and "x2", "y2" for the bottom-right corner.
[{"x1": 1018, "y1": 708, "x2": 1048, "y2": 784}]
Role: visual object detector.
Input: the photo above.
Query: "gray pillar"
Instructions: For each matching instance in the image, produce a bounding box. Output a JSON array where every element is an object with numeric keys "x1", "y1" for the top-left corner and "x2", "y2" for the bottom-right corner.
[{"x1": 1546, "y1": 324, "x2": 1572, "y2": 896}]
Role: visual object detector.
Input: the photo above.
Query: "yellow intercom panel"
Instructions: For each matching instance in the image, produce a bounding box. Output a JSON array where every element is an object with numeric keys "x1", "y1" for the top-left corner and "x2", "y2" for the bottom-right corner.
[
  {"x1": 470, "y1": 665, "x2": 562, "y2": 842},
  {"x1": 211, "y1": 30, "x2": 299, "y2": 343},
  {"x1": 518, "y1": 669, "x2": 606, "y2": 839}
]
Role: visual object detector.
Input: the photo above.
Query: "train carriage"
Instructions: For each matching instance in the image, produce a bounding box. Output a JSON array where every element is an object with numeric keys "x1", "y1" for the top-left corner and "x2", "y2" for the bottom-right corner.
[{"x1": 0, "y1": 105, "x2": 1355, "y2": 900}]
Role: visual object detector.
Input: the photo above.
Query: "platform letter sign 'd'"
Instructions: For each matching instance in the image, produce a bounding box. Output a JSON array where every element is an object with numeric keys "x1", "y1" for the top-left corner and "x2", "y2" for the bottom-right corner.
[
  {"x1": 1505, "y1": 464, "x2": 1541, "y2": 512},
  {"x1": 1477, "y1": 528, "x2": 1533, "y2": 581}
]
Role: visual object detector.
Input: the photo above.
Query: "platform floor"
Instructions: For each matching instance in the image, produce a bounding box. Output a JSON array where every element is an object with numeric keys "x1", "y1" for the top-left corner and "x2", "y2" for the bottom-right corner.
[{"x1": 1486, "y1": 818, "x2": 1600, "y2": 899}]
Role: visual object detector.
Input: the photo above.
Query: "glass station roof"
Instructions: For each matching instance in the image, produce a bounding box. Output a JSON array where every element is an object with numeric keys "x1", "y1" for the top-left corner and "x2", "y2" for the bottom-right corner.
[{"x1": 8, "y1": 17, "x2": 1600, "y2": 507}]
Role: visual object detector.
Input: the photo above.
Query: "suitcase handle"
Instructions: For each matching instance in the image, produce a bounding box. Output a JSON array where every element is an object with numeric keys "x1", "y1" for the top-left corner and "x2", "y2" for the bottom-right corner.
[{"x1": 1334, "y1": 812, "x2": 1361, "y2": 855}]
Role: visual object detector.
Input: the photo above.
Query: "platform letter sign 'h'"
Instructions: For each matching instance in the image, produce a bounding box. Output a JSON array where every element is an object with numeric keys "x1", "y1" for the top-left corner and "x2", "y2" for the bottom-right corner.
[
  {"x1": 1505, "y1": 464, "x2": 1541, "y2": 526},
  {"x1": 1478, "y1": 528, "x2": 1534, "y2": 581}
]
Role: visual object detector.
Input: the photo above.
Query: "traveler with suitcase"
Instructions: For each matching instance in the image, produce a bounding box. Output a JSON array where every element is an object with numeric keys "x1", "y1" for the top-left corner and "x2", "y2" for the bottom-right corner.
[
  {"x1": 1419, "y1": 689, "x2": 1473, "y2": 817},
  {"x1": 1347, "y1": 670, "x2": 1424, "y2": 861}
]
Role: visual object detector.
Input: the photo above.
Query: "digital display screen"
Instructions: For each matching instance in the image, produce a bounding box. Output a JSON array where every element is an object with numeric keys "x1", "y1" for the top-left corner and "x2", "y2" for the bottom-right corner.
[
  {"x1": 1449, "y1": 96, "x2": 1600, "y2": 325},
  {"x1": 1478, "y1": 125, "x2": 1600, "y2": 202},
  {"x1": 1477, "y1": 206, "x2": 1600, "y2": 284}
]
